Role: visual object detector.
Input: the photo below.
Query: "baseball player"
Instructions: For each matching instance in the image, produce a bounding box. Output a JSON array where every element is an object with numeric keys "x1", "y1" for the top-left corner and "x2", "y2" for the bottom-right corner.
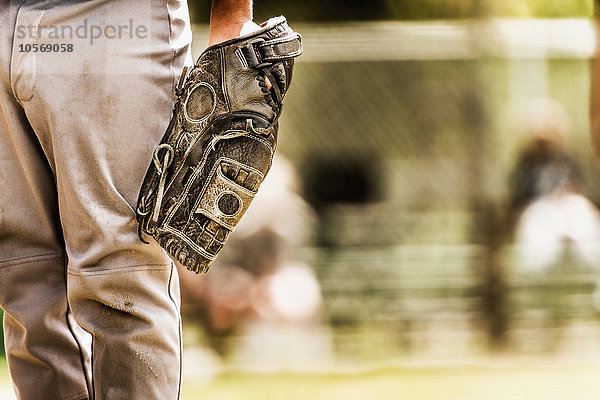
[
  {"x1": 593, "y1": 1, "x2": 600, "y2": 157},
  {"x1": 0, "y1": 0, "x2": 255, "y2": 398}
]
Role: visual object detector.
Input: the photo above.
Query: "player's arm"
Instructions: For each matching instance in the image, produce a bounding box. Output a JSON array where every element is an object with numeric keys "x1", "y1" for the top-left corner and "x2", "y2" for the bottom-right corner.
[
  {"x1": 208, "y1": 0, "x2": 254, "y2": 46},
  {"x1": 591, "y1": 0, "x2": 600, "y2": 158}
]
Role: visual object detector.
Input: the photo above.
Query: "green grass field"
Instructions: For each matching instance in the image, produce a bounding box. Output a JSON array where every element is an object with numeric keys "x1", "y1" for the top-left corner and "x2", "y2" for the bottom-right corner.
[
  {"x1": 3, "y1": 358, "x2": 599, "y2": 400},
  {"x1": 181, "y1": 364, "x2": 600, "y2": 400}
]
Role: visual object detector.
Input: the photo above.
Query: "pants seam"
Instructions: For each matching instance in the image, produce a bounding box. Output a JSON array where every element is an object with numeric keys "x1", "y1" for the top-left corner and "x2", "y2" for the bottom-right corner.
[
  {"x1": 11, "y1": 9, "x2": 45, "y2": 103},
  {"x1": 165, "y1": 0, "x2": 177, "y2": 102},
  {"x1": 90, "y1": 337, "x2": 95, "y2": 400},
  {"x1": 66, "y1": 263, "x2": 172, "y2": 277},
  {"x1": 66, "y1": 305, "x2": 92, "y2": 400},
  {"x1": 59, "y1": 389, "x2": 89, "y2": 400},
  {"x1": 0, "y1": 253, "x2": 64, "y2": 269},
  {"x1": 164, "y1": 1, "x2": 182, "y2": 395},
  {"x1": 8, "y1": 1, "x2": 25, "y2": 103},
  {"x1": 167, "y1": 262, "x2": 183, "y2": 399}
]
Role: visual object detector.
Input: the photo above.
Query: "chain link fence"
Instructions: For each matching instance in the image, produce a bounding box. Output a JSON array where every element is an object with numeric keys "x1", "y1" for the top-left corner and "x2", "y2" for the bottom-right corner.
[{"x1": 180, "y1": 19, "x2": 600, "y2": 367}]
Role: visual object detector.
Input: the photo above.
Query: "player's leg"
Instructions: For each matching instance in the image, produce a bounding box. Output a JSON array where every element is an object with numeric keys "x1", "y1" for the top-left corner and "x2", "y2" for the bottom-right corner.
[
  {"x1": 0, "y1": 4, "x2": 90, "y2": 398},
  {"x1": 9, "y1": 0, "x2": 193, "y2": 398}
]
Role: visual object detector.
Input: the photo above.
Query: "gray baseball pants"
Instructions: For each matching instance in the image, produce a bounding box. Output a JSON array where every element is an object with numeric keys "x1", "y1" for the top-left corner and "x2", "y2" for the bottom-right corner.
[{"x1": 0, "y1": 0, "x2": 193, "y2": 398}]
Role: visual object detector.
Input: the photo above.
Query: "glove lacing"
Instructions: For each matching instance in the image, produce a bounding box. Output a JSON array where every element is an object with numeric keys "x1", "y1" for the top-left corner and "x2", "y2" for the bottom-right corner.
[
  {"x1": 137, "y1": 119, "x2": 267, "y2": 239},
  {"x1": 209, "y1": 119, "x2": 269, "y2": 151},
  {"x1": 151, "y1": 143, "x2": 175, "y2": 223}
]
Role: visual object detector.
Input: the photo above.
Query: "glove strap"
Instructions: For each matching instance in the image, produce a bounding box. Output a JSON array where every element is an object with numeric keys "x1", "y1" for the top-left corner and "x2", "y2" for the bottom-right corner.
[{"x1": 242, "y1": 33, "x2": 302, "y2": 69}]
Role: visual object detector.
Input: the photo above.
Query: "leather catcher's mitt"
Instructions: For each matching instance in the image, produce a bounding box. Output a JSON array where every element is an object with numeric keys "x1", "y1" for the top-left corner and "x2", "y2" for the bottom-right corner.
[{"x1": 136, "y1": 16, "x2": 302, "y2": 274}]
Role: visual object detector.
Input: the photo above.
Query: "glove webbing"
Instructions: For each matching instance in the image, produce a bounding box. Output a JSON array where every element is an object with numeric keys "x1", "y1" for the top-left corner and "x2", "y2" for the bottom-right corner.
[{"x1": 240, "y1": 33, "x2": 302, "y2": 68}]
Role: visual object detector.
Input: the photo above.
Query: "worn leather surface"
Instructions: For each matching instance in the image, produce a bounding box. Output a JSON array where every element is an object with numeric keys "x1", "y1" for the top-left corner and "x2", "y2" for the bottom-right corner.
[{"x1": 137, "y1": 16, "x2": 302, "y2": 273}]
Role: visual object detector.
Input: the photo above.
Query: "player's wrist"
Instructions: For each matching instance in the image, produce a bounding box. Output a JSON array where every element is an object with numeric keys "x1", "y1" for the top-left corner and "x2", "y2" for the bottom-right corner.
[
  {"x1": 208, "y1": 20, "x2": 249, "y2": 45},
  {"x1": 208, "y1": 20, "x2": 260, "y2": 46},
  {"x1": 208, "y1": 0, "x2": 254, "y2": 46}
]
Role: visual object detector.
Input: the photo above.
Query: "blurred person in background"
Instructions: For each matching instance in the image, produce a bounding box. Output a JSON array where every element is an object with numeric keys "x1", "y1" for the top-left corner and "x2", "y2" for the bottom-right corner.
[
  {"x1": 509, "y1": 98, "x2": 600, "y2": 273},
  {"x1": 178, "y1": 156, "x2": 333, "y2": 372},
  {"x1": 589, "y1": 10, "x2": 600, "y2": 310}
]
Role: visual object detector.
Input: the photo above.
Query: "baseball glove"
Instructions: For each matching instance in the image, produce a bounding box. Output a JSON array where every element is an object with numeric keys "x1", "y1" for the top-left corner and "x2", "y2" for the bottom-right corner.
[{"x1": 136, "y1": 16, "x2": 302, "y2": 274}]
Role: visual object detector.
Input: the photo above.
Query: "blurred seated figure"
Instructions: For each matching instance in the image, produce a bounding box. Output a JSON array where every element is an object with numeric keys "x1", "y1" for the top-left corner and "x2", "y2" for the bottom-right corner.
[
  {"x1": 178, "y1": 155, "x2": 333, "y2": 371},
  {"x1": 232, "y1": 260, "x2": 332, "y2": 372},
  {"x1": 508, "y1": 98, "x2": 600, "y2": 273}
]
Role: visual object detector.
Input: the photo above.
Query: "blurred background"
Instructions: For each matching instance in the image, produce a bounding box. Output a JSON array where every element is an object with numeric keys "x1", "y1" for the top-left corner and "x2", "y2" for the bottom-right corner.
[{"x1": 4, "y1": 0, "x2": 600, "y2": 399}]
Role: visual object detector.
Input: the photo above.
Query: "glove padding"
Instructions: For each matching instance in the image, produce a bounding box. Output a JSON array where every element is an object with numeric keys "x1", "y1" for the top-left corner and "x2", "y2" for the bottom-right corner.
[{"x1": 136, "y1": 16, "x2": 302, "y2": 274}]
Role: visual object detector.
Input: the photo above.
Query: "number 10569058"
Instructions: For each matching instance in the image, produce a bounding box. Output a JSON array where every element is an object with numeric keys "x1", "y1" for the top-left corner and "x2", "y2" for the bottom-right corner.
[{"x1": 19, "y1": 43, "x2": 73, "y2": 52}]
